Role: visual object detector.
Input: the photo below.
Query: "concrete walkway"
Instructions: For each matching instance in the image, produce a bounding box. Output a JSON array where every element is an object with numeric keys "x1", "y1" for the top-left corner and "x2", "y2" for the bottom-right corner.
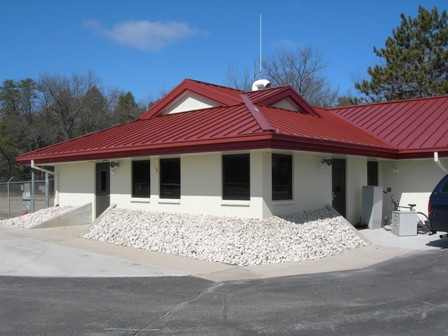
[{"x1": 1, "y1": 224, "x2": 447, "y2": 282}]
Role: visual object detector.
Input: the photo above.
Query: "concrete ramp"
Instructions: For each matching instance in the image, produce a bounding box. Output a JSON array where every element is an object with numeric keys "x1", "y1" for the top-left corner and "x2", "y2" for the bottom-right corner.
[{"x1": 33, "y1": 203, "x2": 92, "y2": 229}]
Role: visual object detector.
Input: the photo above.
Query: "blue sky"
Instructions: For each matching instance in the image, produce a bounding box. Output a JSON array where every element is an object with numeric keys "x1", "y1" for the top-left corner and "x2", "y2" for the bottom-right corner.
[{"x1": 0, "y1": 0, "x2": 445, "y2": 102}]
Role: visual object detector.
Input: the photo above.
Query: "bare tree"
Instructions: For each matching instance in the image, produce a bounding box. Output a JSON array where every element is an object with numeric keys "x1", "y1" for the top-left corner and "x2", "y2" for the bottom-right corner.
[
  {"x1": 226, "y1": 46, "x2": 339, "y2": 107},
  {"x1": 38, "y1": 71, "x2": 101, "y2": 141},
  {"x1": 225, "y1": 64, "x2": 256, "y2": 91},
  {"x1": 263, "y1": 47, "x2": 338, "y2": 107},
  {"x1": 0, "y1": 71, "x2": 148, "y2": 177},
  {"x1": 0, "y1": 79, "x2": 42, "y2": 176}
]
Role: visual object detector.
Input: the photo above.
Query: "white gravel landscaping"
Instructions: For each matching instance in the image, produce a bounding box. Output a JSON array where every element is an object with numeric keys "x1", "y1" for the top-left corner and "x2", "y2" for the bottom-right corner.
[
  {"x1": 84, "y1": 206, "x2": 367, "y2": 266},
  {"x1": 0, "y1": 206, "x2": 73, "y2": 228}
]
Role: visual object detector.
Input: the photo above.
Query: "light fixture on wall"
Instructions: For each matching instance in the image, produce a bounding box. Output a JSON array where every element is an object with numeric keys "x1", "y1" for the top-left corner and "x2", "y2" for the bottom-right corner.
[
  {"x1": 110, "y1": 161, "x2": 120, "y2": 174},
  {"x1": 318, "y1": 164, "x2": 325, "y2": 173},
  {"x1": 321, "y1": 159, "x2": 333, "y2": 166}
]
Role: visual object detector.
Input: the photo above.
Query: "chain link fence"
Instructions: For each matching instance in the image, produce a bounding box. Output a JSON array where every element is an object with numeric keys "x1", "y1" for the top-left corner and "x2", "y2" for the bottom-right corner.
[{"x1": 0, "y1": 177, "x2": 55, "y2": 220}]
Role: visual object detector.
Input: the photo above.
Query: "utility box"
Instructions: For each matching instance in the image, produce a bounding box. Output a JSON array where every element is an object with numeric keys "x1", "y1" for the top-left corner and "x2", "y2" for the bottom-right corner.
[
  {"x1": 361, "y1": 186, "x2": 383, "y2": 229},
  {"x1": 391, "y1": 211, "x2": 417, "y2": 236},
  {"x1": 22, "y1": 183, "x2": 31, "y2": 213}
]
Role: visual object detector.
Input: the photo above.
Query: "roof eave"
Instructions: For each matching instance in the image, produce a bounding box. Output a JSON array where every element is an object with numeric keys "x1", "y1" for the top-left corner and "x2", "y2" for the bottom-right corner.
[
  {"x1": 397, "y1": 148, "x2": 448, "y2": 159},
  {"x1": 269, "y1": 134, "x2": 399, "y2": 159},
  {"x1": 18, "y1": 132, "x2": 405, "y2": 165}
]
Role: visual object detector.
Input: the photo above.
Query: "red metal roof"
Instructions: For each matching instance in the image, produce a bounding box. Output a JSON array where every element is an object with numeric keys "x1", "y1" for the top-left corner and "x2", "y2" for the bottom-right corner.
[
  {"x1": 329, "y1": 96, "x2": 448, "y2": 156},
  {"x1": 263, "y1": 107, "x2": 394, "y2": 149},
  {"x1": 16, "y1": 79, "x2": 448, "y2": 165},
  {"x1": 17, "y1": 104, "x2": 268, "y2": 164}
]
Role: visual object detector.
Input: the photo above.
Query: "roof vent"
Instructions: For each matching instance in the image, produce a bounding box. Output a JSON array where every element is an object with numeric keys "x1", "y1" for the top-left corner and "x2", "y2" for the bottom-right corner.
[{"x1": 252, "y1": 79, "x2": 271, "y2": 91}]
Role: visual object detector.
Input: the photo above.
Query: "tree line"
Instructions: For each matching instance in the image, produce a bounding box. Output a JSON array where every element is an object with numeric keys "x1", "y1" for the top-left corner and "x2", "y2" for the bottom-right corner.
[
  {"x1": 1, "y1": 5, "x2": 446, "y2": 179},
  {"x1": 0, "y1": 71, "x2": 149, "y2": 178}
]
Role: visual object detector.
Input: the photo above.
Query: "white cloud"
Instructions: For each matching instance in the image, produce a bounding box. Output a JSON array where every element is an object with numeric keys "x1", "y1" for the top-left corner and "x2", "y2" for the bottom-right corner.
[{"x1": 83, "y1": 19, "x2": 199, "y2": 51}]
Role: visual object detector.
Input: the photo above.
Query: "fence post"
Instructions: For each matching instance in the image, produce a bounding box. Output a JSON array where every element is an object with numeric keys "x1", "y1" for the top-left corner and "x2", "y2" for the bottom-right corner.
[
  {"x1": 31, "y1": 171, "x2": 35, "y2": 213},
  {"x1": 45, "y1": 172, "x2": 49, "y2": 208},
  {"x1": 7, "y1": 177, "x2": 13, "y2": 217}
]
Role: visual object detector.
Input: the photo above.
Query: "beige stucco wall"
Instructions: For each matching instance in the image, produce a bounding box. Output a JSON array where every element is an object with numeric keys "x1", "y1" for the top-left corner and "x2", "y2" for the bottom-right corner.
[
  {"x1": 263, "y1": 153, "x2": 332, "y2": 217},
  {"x1": 55, "y1": 162, "x2": 95, "y2": 209},
  {"x1": 53, "y1": 151, "x2": 336, "y2": 220},
  {"x1": 52, "y1": 151, "x2": 447, "y2": 223},
  {"x1": 110, "y1": 153, "x2": 269, "y2": 218},
  {"x1": 380, "y1": 158, "x2": 447, "y2": 218}
]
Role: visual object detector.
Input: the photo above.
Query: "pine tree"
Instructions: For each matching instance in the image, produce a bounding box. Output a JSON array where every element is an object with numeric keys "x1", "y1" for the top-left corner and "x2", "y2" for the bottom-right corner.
[{"x1": 355, "y1": 6, "x2": 448, "y2": 101}]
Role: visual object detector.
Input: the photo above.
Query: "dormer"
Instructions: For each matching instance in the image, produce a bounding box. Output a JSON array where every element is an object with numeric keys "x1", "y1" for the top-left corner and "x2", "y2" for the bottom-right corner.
[
  {"x1": 271, "y1": 97, "x2": 302, "y2": 112},
  {"x1": 140, "y1": 79, "x2": 243, "y2": 120},
  {"x1": 245, "y1": 86, "x2": 320, "y2": 117},
  {"x1": 160, "y1": 91, "x2": 220, "y2": 115}
]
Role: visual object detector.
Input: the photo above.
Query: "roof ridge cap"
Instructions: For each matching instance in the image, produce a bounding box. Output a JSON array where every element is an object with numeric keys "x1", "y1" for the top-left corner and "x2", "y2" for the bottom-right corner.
[
  {"x1": 328, "y1": 95, "x2": 448, "y2": 110},
  {"x1": 186, "y1": 78, "x2": 244, "y2": 93},
  {"x1": 240, "y1": 93, "x2": 275, "y2": 132}
]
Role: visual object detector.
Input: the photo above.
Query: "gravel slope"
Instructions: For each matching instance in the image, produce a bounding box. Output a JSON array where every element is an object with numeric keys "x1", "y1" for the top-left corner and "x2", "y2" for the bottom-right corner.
[
  {"x1": 0, "y1": 205, "x2": 367, "y2": 266},
  {"x1": 0, "y1": 206, "x2": 73, "y2": 228},
  {"x1": 84, "y1": 206, "x2": 367, "y2": 266}
]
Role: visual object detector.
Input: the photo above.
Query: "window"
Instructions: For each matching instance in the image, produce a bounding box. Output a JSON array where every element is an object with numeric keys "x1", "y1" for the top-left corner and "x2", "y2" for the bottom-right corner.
[
  {"x1": 222, "y1": 154, "x2": 250, "y2": 200},
  {"x1": 100, "y1": 171, "x2": 107, "y2": 193},
  {"x1": 272, "y1": 154, "x2": 292, "y2": 201},
  {"x1": 132, "y1": 160, "x2": 150, "y2": 198},
  {"x1": 160, "y1": 158, "x2": 181, "y2": 199},
  {"x1": 442, "y1": 179, "x2": 448, "y2": 193},
  {"x1": 367, "y1": 161, "x2": 379, "y2": 186}
]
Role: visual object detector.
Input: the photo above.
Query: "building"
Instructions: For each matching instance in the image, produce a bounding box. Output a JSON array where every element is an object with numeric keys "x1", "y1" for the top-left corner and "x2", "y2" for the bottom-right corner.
[{"x1": 17, "y1": 79, "x2": 448, "y2": 224}]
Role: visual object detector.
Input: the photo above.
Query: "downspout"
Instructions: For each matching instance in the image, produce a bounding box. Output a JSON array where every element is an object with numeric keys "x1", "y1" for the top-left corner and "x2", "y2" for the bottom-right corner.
[
  {"x1": 434, "y1": 152, "x2": 448, "y2": 174},
  {"x1": 31, "y1": 160, "x2": 58, "y2": 206},
  {"x1": 31, "y1": 160, "x2": 55, "y2": 175}
]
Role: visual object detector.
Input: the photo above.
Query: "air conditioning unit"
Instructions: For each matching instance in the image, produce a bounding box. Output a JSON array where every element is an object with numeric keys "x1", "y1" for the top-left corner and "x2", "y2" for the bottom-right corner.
[{"x1": 361, "y1": 186, "x2": 383, "y2": 229}]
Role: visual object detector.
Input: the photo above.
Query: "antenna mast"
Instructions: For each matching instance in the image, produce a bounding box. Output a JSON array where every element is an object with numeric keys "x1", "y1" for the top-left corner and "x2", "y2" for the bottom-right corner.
[
  {"x1": 251, "y1": 14, "x2": 271, "y2": 91},
  {"x1": 259, "y1": 14, "x2": 262, "y2": 79}
]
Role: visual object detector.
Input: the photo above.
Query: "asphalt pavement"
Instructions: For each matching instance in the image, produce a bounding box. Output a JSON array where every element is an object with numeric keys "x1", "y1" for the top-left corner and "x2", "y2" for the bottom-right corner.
[
  {"x1": 1, "y1": 250, "x2": 448, "y2": 335},
  {"x1": 2, "y1": 223, "x2": 448, "y2": 335}
]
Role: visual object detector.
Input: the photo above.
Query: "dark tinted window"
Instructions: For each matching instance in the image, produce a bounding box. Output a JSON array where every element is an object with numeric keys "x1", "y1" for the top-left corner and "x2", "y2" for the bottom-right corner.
[
  {"x1": 100, "y1": 171, "x2": 107, "y2": 192},
  {"x1": 160, "y1": 158, "x2": 180, "y2": 199},
  {"x1": 367, "y1": 161, "x2": 378, "y2": 186},
  {"x1": 95, "y1": 162, "x2": 109, "y2": 196},
  {"x1": 272, "y1": 154, "x2": 292, "y2": 200},
  {"x1": 132, "y1": 160, "x2": 150, "y2": 198},
  {"x1": 441, "y1": 177, "x2": 448, "y2": 193},
  {"x1": 223, "y1": 154, "x2": 250, "y2": 200}
]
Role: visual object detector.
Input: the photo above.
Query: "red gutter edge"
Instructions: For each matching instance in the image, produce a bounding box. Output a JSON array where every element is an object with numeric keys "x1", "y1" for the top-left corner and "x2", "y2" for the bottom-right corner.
[
  {"x1": 269, "y1": 134, "x2": 399, "y2": 160},
  {"x1": 241, "y1": 94, "x2": 275, "y2": 132},
  {"x1": 18, "y1": 132, "x2": 405, "y2": 165},
  {"x1": 18, "y1": 138, "x2": 275, "y2": 165}
]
